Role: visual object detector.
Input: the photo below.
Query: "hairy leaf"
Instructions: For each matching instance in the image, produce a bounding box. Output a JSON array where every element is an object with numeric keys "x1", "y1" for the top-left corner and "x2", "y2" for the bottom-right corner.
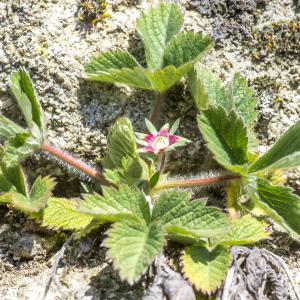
[
  {"x1": 226, "y1": 73, "x2": 257, "y2": 127},
  {"x1": 9, "y1": 176, "x2": 55, "y2": 213},
  {"x1": 212, "y1": 215, "x2": 269, "y2": 247},
  {"x1": 144, "y1": 65, "x2": 189, "y2": 93},
  {"x1": 136, "y1": 2, "x2": 183, "y2": 70},
  {"x1": 249, "y1": 121, "x2": 300, "y2": 173},
  {"x1": 1, "y1": 164, "x2": 28, "y2": 196},
  {"x1": 84, "y1": 51, "x2": 152, "y2": 90},
  {"x1": 78, "y1": 184, "x2": 150, "y2": 224},
  {"x1": 188, "y1": 65, "x2": 227, "y2": 111},
  {"x1": 10, "y1": 68, "x2": 45, "y2": 131},
  {"x1": 247, "y1": 178, "x2": 300, "y2": 238},
  {"x1": 41, "y1": 197, "x2": 95, "y2": 231},
  {"x1": 163, "y1": 32, "x2": 212, "y2": 68},
  {"x1": 0, "y1": 115, "x2": 27, "y2": 141},
  {"x1": 103, "y1": 118, "x2": 143, "y2": 182},
  {"x1": 0, "y1": 173, "x2": 14, "y2": 194},
  {"x1": 198, "y1": 106, "x2": 248, "y2": 174},
  {"x1": 152, "y1": 190, "x2": 228, "y2": 238},
  {"x1": 103, "y1": 220, "x2": 165, "y2": 284},
  {"x1": 2, "y1": 124, "x2": 42, "y2": 167},
  {"x1": 181, "y1": 245, "x2": 231, "y2": 294}
]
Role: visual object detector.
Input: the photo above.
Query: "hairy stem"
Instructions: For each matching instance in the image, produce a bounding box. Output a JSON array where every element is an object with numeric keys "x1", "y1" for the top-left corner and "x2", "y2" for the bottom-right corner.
[
  {"x1": 154, "y1": 174, "x2": 240, "y2": 191},
  {"x1": 41, "y1": 143, "x2": 113, "y2": 187},
  {"x1": 150, "y1": 92, "x2": 164, "y2": 125},
  {"x1": 159, "y1": 152, "x2": 167, "y2": 173}
]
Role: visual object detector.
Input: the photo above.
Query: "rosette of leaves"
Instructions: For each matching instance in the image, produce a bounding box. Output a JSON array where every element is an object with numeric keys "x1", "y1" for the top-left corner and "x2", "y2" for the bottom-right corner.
[
  {"x1": 38, "y1": 183, "x2": 268, "y2": 294},
  {"x1": 84, "y1": 2, "x2": 212, "y2": 94},
  {"x1": 0, "y1": 69, "x2": 54, "y2": 213},
  {"x1": 193, "y1": 64, "x2": 300, "y2": 239}
]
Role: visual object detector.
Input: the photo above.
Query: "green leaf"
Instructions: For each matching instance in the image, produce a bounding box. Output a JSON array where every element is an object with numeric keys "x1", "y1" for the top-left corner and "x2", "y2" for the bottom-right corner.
[
  {"x1": 247, "y1": 178, "x2": 300, "y2": 238},
  {"x1": 152, "y1": 190, "x2": 229, "y2": 238},
  {"x1": 188, "y1": 65, "x2": 227, "y2": 111},
  {"x1": 41, "y1": 197, "x2": 95, "y2": 231},
  {"x1": 163, "y1": 32, "x2": 212, "y2": 68},
  {"x1": 0, "y1": 172, "x2": 14, "y2": 194},
  {"x1": 181, "y1": 245, "x2": 231, "y2": 294},
  {"x1": 1, "y1": 164, "x2": 28, "y2": 196},
  {"x1": 104, "y1": 118, "x2": 138, "y2": 169},
  {"x1": 198, "y1": 106, "x2": 248, "y2": 174},
  {"x1": 78, "y1": 184, "x2": 150, "y2": 224},
  {"x1": 10, "y1": 176, "x2": 55, "y2": 213},
  {"x1": 144, "y1": 65, "x2": 189, "y2": 93},
  {"x1": 2, "y1": 124, "x2": 42, "y2": 167},
  {"x1": 211, "y1": 215, "x2": 269, "y2": 247},
  {"x1": 0, "y1": 115, "x2": 27, "y2": 141},
  {"x1": 84, "y1": 51, "x2": 152, "y2": 90},
  {"x1": 103, "y1": 118, "x2": 144, "y2": 183},
  {"x1": 136, "y1": 2, "x2": 183, "y2": 70},
  {"x1": 10, "y1": 68, "x2": 45, "y2": 132},
  {"x1": 226, "y1": 73, "x2": 257, "y2": 127},
  {"x1": 103, "y1": 220, "x2": 165, "y2": 284},
  {"x1": 85, "y1": 50, "x2": 141, "y2": 72},
  {"x1": 249, "y1": 121, "x2": 300, "y2": 173}
]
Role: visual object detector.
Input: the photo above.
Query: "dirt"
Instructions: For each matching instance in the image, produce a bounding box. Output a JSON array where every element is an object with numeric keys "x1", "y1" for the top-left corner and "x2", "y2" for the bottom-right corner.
[{"x1": 0, "y1": 0, "x2": 299, "y2": 299}]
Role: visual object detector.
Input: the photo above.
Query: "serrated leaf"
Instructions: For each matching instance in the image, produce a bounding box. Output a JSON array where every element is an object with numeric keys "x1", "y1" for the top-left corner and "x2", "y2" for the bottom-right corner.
[
  {"x1": 10, "y1": 68, "x2": 45, "y2": 132},
  {"x1": 198, "y1": 106, "x2": 248, "y2": 174},
  {"x1": 226, "y1": 73, "x2": 257, "y2": 127},
  {"x1": 84, "y1": 51, "x2": 152, "y2": 90},
  {"x1": 103, "y1": 220, "x2": 165, "y2": 284},
  {"x1": 211, "y1": 215, "x2": 269, "y2": 247},
  {"x1": 247, "y1": 178, "x2": 300, "y2": 238},
  {"x1": 188, "y1": 64, "x2": 227, "y2": 111},
  {"x1": 249, "y1": 121, "x2": 300, "y2": 173},
  {"x1": 103, "y1": 118, "x2": 145, "y2": 184},
  {"x1": 181, "y1": 245, "x2": 231, "y2": 294},
  {"x1": 10, "y1": 176, "x2": 55, "y2": 213},
  {"x1": 144, "y1": 65, "x2": 189, "y2": 93},
  {"x1": 0, "y1": 115, "x2": 27, "y2": 141},
  {"x1": 78, "y1": 184, "x2": 150, "y2": 224},
  {"x1": 41, "y1": 197, "x2": 95, "y2": 231},
  {"x1": 1, "y1": 164, "x2": 28, "y2": 196},
  {"x1": 2, "y1": 124, "x2": 42, "y2": 167},
  {"x1": 136, "y1": 2, "x2": 183, "y2": 70},
  {"x1": 104, "y1": 118, "x2": 138, "y2": 169},
  {"x1": 152, "y1": 190, "x2": 229, "y2": 238},
  {"x1": 163, "y1": 32, "x2": 212, "y2": 68}
]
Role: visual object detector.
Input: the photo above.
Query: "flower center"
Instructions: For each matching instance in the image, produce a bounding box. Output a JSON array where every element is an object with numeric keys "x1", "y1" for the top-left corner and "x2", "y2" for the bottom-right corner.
[{"x1": 152, "y1": 135, "x2": 169, "y2": 153}]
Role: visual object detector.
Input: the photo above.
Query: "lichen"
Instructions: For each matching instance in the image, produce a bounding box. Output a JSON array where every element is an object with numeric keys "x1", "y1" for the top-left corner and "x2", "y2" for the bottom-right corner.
[
  {"x1": 78, "y1": 0, "x2": 110, "y2": 25},
  {"x1": 188, "y1": 0, "x2": 269, "y2": 45}
]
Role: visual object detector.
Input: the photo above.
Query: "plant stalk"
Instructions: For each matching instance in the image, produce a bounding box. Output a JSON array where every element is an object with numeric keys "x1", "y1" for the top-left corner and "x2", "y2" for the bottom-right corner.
[
  {"x1": 154, "y1": 174, "x2": 240, "y2": 191},
  {"x1": 150, "y1": 92, "x2": 164, "y2": 125},
  {"x1": 41, "y1": 143, "x2": 113, "y2": 187}
]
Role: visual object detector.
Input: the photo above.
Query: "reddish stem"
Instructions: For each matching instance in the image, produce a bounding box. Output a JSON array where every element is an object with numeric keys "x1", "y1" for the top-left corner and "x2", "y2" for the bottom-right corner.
[
  {"x1": 155, "y1": 174, "x2": 240, "y2": 191},
  {"x1": 41, "y1": 143, "x2": 113, "y2": 187},
  {"x1": 150, "y1": 92, "x2": 164, "y2": 125}
]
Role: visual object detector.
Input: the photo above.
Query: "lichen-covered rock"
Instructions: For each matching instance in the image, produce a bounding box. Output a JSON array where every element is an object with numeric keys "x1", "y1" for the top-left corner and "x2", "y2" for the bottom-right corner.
[{"x1": 188, "y1": 0, "x2": 270, "y2": 44}]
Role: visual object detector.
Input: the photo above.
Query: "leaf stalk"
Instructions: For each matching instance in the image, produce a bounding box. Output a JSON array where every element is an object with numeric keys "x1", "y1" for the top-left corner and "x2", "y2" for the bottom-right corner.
[
  {"x1": 150, "y1": 92, "x2": 165, "y2": 125},
  {"x1": 41, "y1": 143, "x2": 113, "y2": 187},
  {"x1": 154, "y1": 174, "x2": 240, "y2": 191}
]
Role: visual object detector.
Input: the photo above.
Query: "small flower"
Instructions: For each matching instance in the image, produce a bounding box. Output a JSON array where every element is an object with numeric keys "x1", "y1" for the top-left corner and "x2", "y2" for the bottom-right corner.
[{"x1": 135, "y1": 119, "x2": 191, "y2": 155}]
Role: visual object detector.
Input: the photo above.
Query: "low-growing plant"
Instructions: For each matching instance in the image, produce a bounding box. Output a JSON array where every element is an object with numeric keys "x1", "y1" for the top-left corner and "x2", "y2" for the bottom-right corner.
[{"x1": 1, "y1": 2, "x2": 300, "y2": 299}]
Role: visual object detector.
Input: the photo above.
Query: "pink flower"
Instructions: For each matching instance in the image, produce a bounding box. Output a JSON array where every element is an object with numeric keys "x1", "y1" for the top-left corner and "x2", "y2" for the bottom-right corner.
[{"x1": 136, "y1": 119, "x2": 191, "y2": 155}]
